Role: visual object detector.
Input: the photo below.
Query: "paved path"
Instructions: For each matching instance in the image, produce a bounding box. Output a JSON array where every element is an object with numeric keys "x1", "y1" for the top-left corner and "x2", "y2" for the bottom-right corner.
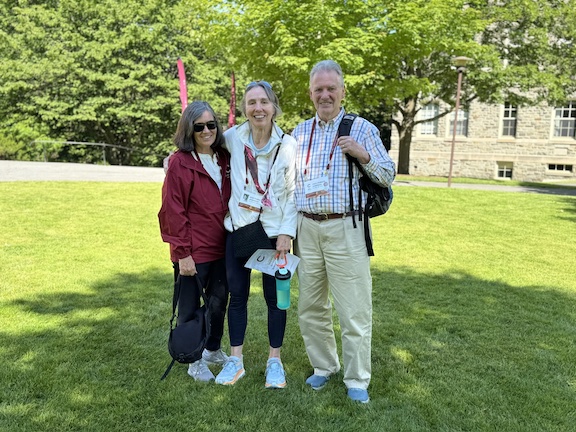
[
  {"x1": 2, "y1": 160, "x2": 576, "y2": 196},
  {"x1": 0, "y1": 160, "x2": 165, "y2": 183},
  {"x1": 394, "y1": 180, "x2": 576, "y2": 196}
]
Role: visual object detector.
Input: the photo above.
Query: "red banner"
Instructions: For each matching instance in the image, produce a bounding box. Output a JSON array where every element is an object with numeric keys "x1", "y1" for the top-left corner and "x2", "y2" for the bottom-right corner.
[
  {"x1": 177, "y1": 58, "x2": 188, "y2": 112},
  {"x1": 228, "y1": 71, "x2": 236, "y2": 128}
]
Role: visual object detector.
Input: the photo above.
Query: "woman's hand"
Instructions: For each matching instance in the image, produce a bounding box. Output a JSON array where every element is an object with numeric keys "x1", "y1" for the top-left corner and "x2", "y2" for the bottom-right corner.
[
  {"x1": 179, "y1": 255, "x2": 197, "y2": 276},
  {"x1": 275, "y1": 234, "x2": 292, "y2": 260}
]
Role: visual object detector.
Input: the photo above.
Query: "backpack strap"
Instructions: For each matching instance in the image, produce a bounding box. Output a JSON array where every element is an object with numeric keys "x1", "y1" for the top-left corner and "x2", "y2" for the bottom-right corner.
[
  {"x1": 161, "y1": 274, "x2": 208, "y2": 380},
  {"x1": 338, "y1": 113, "x2": 356, "y2": 136},
  {"x1": 347, "y1": 158, "x2": 357, "y2": 229},
  {"x1": 160, "y1": 359, "x2": 177, "y2": 381},
  {"x1": 339, "y1": 113, "x2": 359, "y2": 228},
  {"x1": 169, "y1": 273, "x2": 208, "y2": 330},
  {"x1": 338, "y1": 113, "x2": 375, "y2": 257}
]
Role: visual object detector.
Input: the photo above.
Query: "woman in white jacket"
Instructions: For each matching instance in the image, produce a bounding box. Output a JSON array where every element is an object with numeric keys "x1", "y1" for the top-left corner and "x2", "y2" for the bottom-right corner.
[{"x1": 215, "y1": 81, "x2": 297, "y2": 389}]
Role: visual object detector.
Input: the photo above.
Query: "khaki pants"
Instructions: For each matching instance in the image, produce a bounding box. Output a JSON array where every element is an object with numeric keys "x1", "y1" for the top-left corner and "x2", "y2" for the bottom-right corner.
[{"x1": 294, "y1": 213, "x2": 372, "y2": 390}]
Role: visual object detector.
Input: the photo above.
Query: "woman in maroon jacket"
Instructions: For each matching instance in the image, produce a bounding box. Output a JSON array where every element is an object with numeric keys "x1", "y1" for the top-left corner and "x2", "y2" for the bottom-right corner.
[{"x1": 159, "y1": 101, "x2": 232, "y2": 382}]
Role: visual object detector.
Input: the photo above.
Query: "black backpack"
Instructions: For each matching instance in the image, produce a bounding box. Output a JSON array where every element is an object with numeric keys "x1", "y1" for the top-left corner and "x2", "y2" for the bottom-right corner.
[
  {"x1": 160, "y1": 274, "x2": 210, "y2": 380},
  {"x1": 339, "y1": 113, "x2": 394, "y2": 256}
]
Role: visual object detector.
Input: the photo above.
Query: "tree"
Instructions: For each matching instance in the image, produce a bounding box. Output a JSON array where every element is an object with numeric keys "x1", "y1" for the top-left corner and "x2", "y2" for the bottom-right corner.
[
  {"x1": 203, "y1": 0, "x2": 576, "y2": 173},
  {"x1": 0, "y1": 0, "x2": 232, "y2": 165},
  {"x1": 2, "y1": 0, "x2": 573, "y2": 168}
]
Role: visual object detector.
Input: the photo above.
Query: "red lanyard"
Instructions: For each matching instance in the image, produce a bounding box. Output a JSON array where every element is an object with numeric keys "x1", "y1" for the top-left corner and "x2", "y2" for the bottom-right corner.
[
  {"x1": 244, "y1": 145, "x2": 267, "y2": 194},
  {"x1": 244, "y1": 144, "x2": 282, "y2": 193},
  {"x1": 304, "y1": 119, "x2": 339, "y2": 177}
]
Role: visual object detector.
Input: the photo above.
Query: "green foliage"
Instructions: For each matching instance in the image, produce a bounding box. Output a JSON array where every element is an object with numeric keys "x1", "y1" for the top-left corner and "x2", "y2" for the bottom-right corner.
[
  {"x1": 0, "y1": 181, "x2": 575, "y2": 431},
  {"x1": 1, "y1": 0, "x2": 574, "y2": 170},
  {"x1": 203, "y1": 0, "x2": 576, "y2": 172},
  {"x1": 477, "y1": 0, "x2": 576, "y2": 105},
  {"x1": 202, "y1": 0, "x2": 489, "y2": 122},
  {"x1": 0, "y1": 0, "x2": 232, "y2": 165}
]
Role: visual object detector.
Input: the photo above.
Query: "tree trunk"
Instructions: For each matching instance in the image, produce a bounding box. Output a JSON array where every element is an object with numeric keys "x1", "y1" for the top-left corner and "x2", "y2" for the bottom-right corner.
[
  {"x1": 397, "y1": 127, "x2": 411, "y2": 174},
  {"x1": 396, "y1": 97, "x2": 417, "y2": 175}
]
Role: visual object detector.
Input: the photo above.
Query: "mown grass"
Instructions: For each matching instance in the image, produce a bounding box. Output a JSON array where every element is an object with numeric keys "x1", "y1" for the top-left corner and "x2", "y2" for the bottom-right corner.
[{"x1": 1, "y1": 182, "x2": 575, "y2": 432}]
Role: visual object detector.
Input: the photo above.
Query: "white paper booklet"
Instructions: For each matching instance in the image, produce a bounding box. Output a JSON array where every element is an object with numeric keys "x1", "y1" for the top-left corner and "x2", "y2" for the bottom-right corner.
[{"x1": 244, "y1": 250, "x2": 300, "y2": 277}]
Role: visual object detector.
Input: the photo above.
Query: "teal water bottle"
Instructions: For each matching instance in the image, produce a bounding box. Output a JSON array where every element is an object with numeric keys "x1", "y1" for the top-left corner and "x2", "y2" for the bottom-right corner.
[{"x1": 275, "y1": 265, "x2": 291, "y2": 310}]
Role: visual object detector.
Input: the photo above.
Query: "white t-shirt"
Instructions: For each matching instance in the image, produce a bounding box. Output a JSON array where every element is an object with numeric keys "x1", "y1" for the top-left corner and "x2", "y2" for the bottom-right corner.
[{"x1": 198, "y1": 153, "x2": 222, "y2": 190}]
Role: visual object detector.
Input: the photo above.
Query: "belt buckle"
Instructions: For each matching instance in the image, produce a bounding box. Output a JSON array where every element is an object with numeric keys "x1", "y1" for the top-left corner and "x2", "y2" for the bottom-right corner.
[{"x1": 317, "y1": 213, "x2": 329, "y2": 221}]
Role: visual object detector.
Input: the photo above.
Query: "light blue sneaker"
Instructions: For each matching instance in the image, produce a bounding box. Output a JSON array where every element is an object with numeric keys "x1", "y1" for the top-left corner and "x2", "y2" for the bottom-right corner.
[
  {"x1": 215, "y1": 356, "x2": 245, "y2": 385},
  {"x1": 305, "y1": 374, "x2": 330, "y2": 390},
  {"x1": 347, "y1": 388, "x2": 370, "y2": 403},
  {"x1": 265, "y1": 358, "x2": 286, "y2": 389}
]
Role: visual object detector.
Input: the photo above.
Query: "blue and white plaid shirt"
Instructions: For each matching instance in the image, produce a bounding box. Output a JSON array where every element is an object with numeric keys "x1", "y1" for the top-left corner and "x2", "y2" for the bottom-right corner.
[{"x1": 292, "y1": 109, "x2": 396, "y2": 214}]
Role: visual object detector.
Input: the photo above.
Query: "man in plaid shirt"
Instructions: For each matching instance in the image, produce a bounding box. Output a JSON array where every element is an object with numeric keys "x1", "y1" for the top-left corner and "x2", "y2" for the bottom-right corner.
[{"x1": 292, "y1": 60, "x2": 396, "y2": 404}]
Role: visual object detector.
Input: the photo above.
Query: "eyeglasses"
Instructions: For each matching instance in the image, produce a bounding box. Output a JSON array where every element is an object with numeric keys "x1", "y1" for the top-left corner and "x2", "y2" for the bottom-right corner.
[
  {"x1": 193, "y1": 121, "x2": 217, "y2": 132},
  {"x1": 246, "y1": 80, "x2": 272, "y2": 91}
]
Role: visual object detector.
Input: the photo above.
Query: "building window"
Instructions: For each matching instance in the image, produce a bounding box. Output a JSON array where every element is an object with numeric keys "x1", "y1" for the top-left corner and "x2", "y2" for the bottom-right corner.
[
  {"x1": 502, "y1": 102, "x2": 517, "y2": 137},
  {"x1": 497, "y1": 162, "x2": 513, "y2": 179},
  {"x1": 449, "y1": 109, "x2": 469, "y2": 136},
  {"x1": 554, "y1": 102, "x2": 576, "y2": 137},
  {"x1": 548, "y1": 164, "x2": 574, "y2": 172},
  {"x1": 420, "y1": 103, "x2": 439, "y2": 135}
]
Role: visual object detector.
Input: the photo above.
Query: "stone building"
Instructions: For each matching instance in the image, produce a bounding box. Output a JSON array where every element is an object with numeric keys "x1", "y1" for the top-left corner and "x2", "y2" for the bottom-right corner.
[{"x1": 388, "y1": 100, "x2": 576, "y2": 182}]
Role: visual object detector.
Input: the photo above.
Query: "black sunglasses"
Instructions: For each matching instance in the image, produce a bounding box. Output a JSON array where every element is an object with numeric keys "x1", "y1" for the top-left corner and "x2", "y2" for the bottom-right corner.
[{"x1": 193, "y1": 121, "x2": 217, "y2": 132}]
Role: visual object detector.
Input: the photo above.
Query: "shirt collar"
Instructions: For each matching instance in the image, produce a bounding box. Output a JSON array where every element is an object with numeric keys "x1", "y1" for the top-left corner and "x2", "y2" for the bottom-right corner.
[
  {"x1": 236, "y1": 121, "x2": 284, "y2": 154},
  {"x1": 315, "y1": 108, "x2": 345, "y2": 130}
]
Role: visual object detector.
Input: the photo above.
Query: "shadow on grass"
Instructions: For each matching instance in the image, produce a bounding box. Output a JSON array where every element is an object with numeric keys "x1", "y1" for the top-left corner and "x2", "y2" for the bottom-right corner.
[
  {"x1": 494, "y1": 183, "x2": 576, "y2": 196},
  {"x1": 0, "y1": 268, "x2": 174, "y2": 431},
  {"x1": 1, "y1": 267, "x2": 575, "y2": 431},
  {"x1": 370, "y1": 267, "x2": 576, "y2": 431},
  {"x1": 516, "y1": 181, "x2": 576, "y2": 196},
  {"x1": 558, "y1": 197, "x2": 576, "y2": 222}
]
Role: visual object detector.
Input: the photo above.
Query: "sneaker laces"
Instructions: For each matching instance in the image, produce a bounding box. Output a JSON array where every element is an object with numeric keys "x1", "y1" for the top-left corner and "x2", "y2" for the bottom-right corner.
[
  {"x1": 192, "y1": 359, "x2": 210, "y2": 376},
  {"x1": 266, "y1": 359, "x2": 285, "y2": 381},
  {"x1": 222, "y1": 357, "x2": 239, "y2": 374},
  {"x1": 267, "y1": 360, "x2": 281, "y2": 373}
]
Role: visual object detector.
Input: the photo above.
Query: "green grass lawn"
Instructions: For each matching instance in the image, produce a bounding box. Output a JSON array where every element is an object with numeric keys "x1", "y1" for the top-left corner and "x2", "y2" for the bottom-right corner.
[{"x1": 1, "y1": 182, "x2": 575, "y2": 432}]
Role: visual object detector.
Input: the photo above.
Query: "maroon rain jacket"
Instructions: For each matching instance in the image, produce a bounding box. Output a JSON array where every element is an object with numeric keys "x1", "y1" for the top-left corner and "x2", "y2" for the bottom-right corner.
[{"x1": 158, "y1": 149, "x2": 231, "y2": 264}]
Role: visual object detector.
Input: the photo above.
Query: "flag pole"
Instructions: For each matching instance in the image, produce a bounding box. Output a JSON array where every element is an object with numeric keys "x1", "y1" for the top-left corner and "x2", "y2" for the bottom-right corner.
[
  {"x1": 176, "y1": 58, "x2": 188, "y2": 113},
  {"x1": 228, "y1": 71, "x2": 236, "y2": 128}
]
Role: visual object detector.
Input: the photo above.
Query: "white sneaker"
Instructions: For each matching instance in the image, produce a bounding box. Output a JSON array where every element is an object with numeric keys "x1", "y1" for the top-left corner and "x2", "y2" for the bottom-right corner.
[
  {"x1": 202, "y1": 348, "x2": 229, "y2": 365},
  {"x1": 187, "y1": 359, "x2": 215, "y2": 382}
]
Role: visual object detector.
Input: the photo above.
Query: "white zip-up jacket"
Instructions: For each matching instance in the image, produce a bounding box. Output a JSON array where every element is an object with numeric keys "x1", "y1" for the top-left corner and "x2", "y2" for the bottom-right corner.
[{"x1": 223, "y1": 121, "x2": 297, "y2": 239}]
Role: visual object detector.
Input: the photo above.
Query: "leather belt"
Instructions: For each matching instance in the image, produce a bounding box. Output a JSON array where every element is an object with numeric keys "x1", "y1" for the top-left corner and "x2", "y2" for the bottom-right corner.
[{"x1": 301, "y1": 211, "x2": 359, "y2": 221}]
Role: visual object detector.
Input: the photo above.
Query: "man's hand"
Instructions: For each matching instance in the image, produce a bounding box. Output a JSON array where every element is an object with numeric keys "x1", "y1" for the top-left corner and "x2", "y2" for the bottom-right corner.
[
  {"x1": 337, "y1": 136, "x2": 370, "y2": 164},
  {"x1": 179, "y1": 255, "x2": 197, "y2": 276}
]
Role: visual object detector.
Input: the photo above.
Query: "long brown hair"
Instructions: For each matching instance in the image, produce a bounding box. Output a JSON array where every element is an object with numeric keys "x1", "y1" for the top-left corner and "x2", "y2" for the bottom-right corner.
[{"x1": 173, "y1": 101, "x2": 225, "y2": 152}]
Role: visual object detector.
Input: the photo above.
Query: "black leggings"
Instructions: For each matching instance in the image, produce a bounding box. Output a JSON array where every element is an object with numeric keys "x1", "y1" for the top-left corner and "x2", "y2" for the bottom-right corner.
[
  {"x1": 173, "y1": 258, "x2": 229, "y2": 352},
  {"x1": 225, "y1": 234, "x2": 286, "y2": 349}
]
